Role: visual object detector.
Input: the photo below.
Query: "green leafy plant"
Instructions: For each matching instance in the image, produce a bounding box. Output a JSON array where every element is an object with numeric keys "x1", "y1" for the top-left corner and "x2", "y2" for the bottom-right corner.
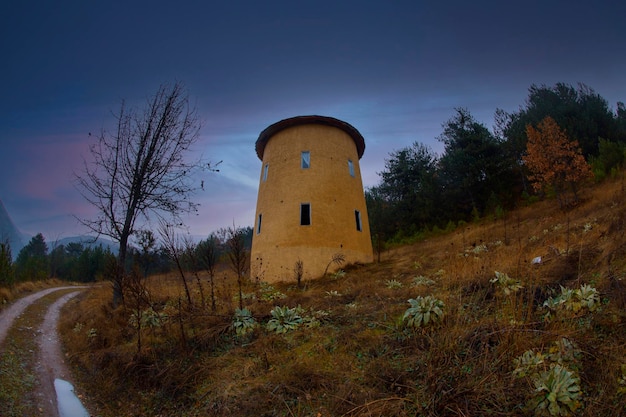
[
  {"x1": 385, "y1": 279, "x2": 403, "y2": 289},
  {"x1": 471, "y1": 243, "x2": 488, "y2": 254},
  {"x1": 529, "y1": 365, "x2": 582, "y2": 416},
  {"x1": 542, "y1": 284, "x2": 602, "y2": 320},
  {"x1": 232, "y1": 308, "x2": 257, "y2": 337},
  {"x1": 411, "y1": 275, "x2": 435, "y2": 287},
  {"x1": 266, "y1": 306, "x2": 303, "y2": 334},
  {"x1": 576, "y1": 284, "x2": 601, "y2": 312},
  {"x1": 296, "y1": 306, "x2": 323, "y2": 328},
  {"x1": 513, "y1": 338, "x2": 583, "y2": 416},
  {"x1": 513, "y1": 350, "x2": 545, "y2": 378},
  {"x1": 547, "y1": 338, "x2": 581, "y2": 367},
  {"x1": 330, "y1": 269, "x2": 346, "y2": 280},
  {"x1": 129, "y1": 307, "x2": 168, "y2": 329},
  {"x1": 490, "y1": 271, "x2": 523, "y2": 296},
  {"x1": 86, "y1": 328, "x2": 98, "y2": 343},
  {"x1": 259, "y1": 282, "x2": 286, "y2": 301},
  {"x1": 402, "y1": 296, "x2": 445, "y2": 329}
]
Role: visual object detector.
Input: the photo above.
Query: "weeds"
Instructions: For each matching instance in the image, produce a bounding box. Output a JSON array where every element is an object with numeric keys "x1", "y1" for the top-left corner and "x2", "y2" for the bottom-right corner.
[
  {"x1": 490, "y1": 271, "x2": 523, "y2": 296},
  {"x1": 542, "y1": 284, "x2": 602, "y2": 321},
  {"x1": 258, "y1": 281, "x2": 286, "y2": 301},
  {"x1": 411, "y1": 275, "x2": 435, "y2": 287},
  {"x1": 54, "y1": 173, "x2": 626, "y2": 416},
  {"x1": 402, "y1": 295, "x2": 445, "y2": 329},
  {"x1": 513, "y1": 338, "x2": 583, "y2": 416},
  {"x1": 232, "y1": 307, "x2": 257, "y2": 338},
  {"x1": 530, "y1": 365, "x2": 582, "y2": 416},
  {"x1": 266, "y1": 305, "x2": 303, "y2": 334},
  {"x1": 330, "y1": 269, "x2": 346, "y2": 280},
  {"x1": 385, "y1": 279, "x2": 403, "y2": 289}
]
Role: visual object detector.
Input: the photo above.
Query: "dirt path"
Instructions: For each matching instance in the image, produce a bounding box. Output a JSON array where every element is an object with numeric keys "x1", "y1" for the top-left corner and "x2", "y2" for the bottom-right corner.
[
  {"x1": 0, "y1": 286, "x2": 90, "y2": 417},
  {"x1": 0, "y1": 287, "x2": 79, "y2": 347}
]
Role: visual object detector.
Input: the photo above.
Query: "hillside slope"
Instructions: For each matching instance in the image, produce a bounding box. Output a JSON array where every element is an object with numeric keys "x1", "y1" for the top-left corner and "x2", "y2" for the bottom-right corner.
[
  {"x1": 60, "y1": 175, "x2": 626, "y2": 417},
  {"x1": 0, "y1": 199, "x2": 25, "y2": 256}
]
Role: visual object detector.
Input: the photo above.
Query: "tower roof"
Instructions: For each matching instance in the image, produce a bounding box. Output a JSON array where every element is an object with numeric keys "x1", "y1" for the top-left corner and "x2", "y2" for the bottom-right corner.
[{"x1": 255, "y1": 115, "x2": 365, "y2": 160}]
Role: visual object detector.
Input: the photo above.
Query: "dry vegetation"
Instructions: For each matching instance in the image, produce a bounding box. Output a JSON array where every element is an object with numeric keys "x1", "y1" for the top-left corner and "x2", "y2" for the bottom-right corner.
[
  {"x1": 0, "y1": 278, "x2": 68, "y2": 311},
  {"x1": 59, "y1": 175, "x2": 626, "y2": 416}
]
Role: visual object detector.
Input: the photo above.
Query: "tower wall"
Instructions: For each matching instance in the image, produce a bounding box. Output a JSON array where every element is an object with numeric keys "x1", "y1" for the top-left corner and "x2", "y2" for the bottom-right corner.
[{"x1": 251, "y1": 117, "x2": 373, "y2": 283}]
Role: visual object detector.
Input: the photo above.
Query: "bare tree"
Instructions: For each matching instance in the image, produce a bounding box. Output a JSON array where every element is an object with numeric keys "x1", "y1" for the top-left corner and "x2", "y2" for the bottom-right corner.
[
  {"x1": 76, "y1": 82, "x2": 206, "y2": 306},
  {"x1": 219, "y1": 225, "x2": 249, "y2": 310},
  {"x1": 183, "y1": 236, "x2": 206, "y2": 309},
  {"x1": 197, "y1": 233, "x2": 220, "y2": 311},
  {"x1": 159, "y1": 221, "x2": 193, "y2": 306}
]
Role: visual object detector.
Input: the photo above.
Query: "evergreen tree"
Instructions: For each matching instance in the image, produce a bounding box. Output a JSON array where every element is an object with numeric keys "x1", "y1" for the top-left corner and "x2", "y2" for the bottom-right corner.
[
  {"x1": 48, "y1": 244, "x2": 67, "y2": 278},
  {"x1": 502, "y1": 83, "x2": 617, "y2": 162},
  {"x1": 376, "y1": 142, "x2": 440, "y2": 231},
  {"x1": 0, "y1": 240, "x2": 14, "y2": 287},
  {"x1": 437, "y1": 108, "x2": 513, "y2": 218},
  {"x1": 15, "y1": 233, "x2": 49, "y2": 281}
]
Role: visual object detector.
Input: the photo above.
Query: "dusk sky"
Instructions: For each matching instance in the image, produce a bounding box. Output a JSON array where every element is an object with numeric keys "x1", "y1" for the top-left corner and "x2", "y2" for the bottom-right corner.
[{"x1": 1, "y1": 1, "x2": 625, "y2": 243}]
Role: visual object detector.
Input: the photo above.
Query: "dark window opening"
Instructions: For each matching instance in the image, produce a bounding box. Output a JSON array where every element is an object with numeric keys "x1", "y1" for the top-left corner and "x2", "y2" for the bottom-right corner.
[
  {"x1": 355, "y1": 210, "x2": 362, "y2": 232},
  {"x1": 301, "y1": 151, "x2": 310, "y2": 169},
  {"x1": 257, "y1": 213, "x2": 262, "y2": 234},
  {"x1": 301, "y1": 203, "x2": 311, "y2": 226}
]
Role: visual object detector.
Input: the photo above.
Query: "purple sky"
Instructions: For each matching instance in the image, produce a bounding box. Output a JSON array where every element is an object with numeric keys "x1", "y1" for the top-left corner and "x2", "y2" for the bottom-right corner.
[{"x1": 1, "y1": 0, "x2": 625, "y2": 241}]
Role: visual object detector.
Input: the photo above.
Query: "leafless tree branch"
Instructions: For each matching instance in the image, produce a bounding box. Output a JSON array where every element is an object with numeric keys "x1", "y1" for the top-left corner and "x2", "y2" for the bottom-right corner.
[{"x1": 75, "y1": 82, "x2": 209, "y2": 306}]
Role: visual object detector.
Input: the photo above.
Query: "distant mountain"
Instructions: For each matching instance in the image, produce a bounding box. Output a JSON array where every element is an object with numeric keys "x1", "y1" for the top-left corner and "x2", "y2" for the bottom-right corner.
[
  {"x1": 0, "y1": 200, "x2": 119, "y2": 259},
  {"x1": 0, "y1": 199, "x2": 25, "y2": 256},
  {"x1": 54, "y1": 235, "x2": 119, "y2": 254}
]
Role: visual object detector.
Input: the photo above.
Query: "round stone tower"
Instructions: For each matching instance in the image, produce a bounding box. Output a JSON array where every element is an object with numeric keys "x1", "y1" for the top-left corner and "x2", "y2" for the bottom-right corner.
[{"x1": 251, "y1": 115, "x2": 373, "y2": 283}]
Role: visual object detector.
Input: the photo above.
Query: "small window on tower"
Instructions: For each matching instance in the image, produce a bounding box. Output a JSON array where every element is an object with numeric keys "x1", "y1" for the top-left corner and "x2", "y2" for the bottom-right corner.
[
  {"x1": 301, "y1": 151, "x2": 310, "y2": 169},
  {"x1": 348, "y1": 159, "x2": 355, "y2": 177},
  {"x1": 355, "y1": 210, "x2": 362, "y2": 232},
  {"x1": 263, "y1": 163, "x2": 269, "y2": 181},
  {"x1": 300, "y1": 203, "x2": 311, "y2": 226},
  {"x1": 257, "y1": 213, "x2": 262, "y2": 234}
]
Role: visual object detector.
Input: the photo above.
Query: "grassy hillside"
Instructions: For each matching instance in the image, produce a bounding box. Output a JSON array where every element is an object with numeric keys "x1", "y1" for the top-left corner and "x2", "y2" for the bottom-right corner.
[{"x1": 60, "y1": 175, "x2": 626, "y2": 416}]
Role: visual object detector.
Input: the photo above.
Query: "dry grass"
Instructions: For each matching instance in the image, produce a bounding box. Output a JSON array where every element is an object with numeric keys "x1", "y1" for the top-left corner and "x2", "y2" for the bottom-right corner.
[
  {"x1": 0, "y1": 278, "x2": 67, "y2": 311},
  {"x1": 59, "y1": 174, "x2": 626, "y2": 416}
]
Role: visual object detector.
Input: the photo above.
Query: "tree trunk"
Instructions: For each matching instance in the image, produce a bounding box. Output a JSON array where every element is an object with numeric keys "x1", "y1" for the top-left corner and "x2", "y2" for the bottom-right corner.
[{"x1": 113, "y1": 236, "x2": 129, "y2": 308}]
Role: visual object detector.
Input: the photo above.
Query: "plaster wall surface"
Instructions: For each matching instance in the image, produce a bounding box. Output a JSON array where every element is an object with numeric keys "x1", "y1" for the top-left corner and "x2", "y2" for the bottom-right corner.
[{"x1": 251, "y1": 121, "x2": 373, "y2": 282}]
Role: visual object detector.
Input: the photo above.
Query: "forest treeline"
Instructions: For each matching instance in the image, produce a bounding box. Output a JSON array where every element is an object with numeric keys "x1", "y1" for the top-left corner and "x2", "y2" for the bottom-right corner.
[
  {"x1": 366, "y1": 82, "x2": 626, "y2": 246},
  {"x1": 1, "y1": 82, "x2": 624, "y2": 286},
  {"x1": 0, "y1": 227, "x2": 253, "y2": 287}
]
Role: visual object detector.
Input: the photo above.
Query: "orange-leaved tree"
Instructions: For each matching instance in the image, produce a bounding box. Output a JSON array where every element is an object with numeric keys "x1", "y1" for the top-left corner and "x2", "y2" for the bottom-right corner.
[{"x1": 523, "y1": 116, "x2": 592, "y2": 209}]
